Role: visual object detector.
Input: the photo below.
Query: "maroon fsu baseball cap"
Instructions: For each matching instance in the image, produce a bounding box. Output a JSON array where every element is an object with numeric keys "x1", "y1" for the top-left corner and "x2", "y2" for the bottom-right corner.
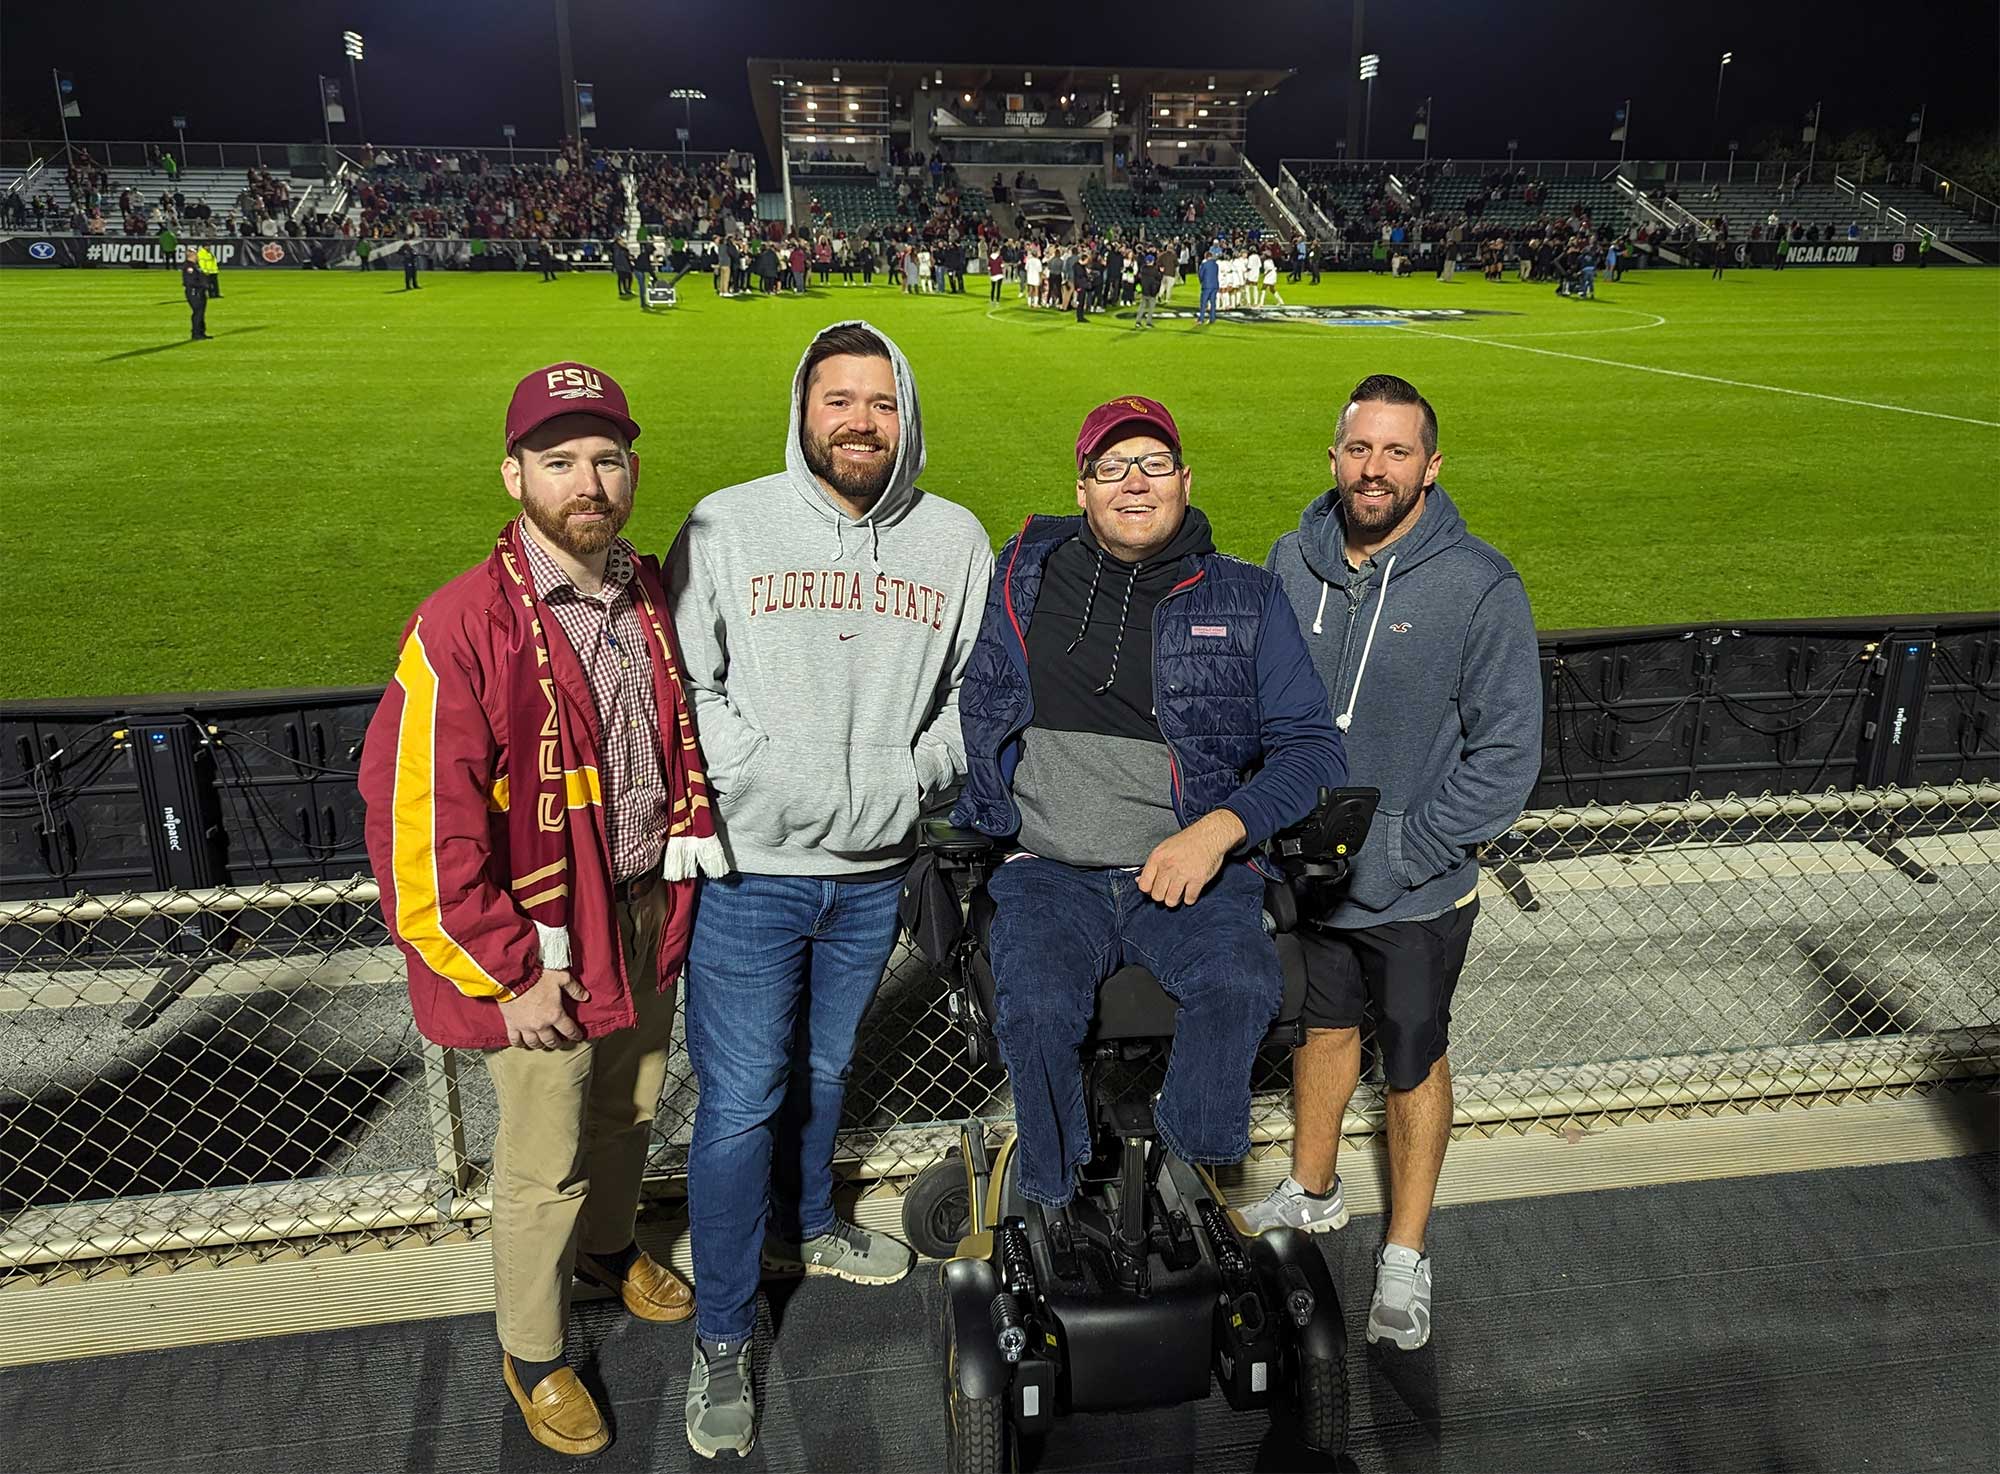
[
  {"x1": 1075, "y1": 395, "x2": 1181, "y2": 470},
  {"x1": 505, "y1": 362, "x2": 642, "y2": 452}
]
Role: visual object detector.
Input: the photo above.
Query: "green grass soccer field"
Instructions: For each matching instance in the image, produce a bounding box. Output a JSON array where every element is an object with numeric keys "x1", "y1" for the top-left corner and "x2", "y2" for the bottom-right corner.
[{"x1": 1, "y1": 263, "x2": 1995, "y2": 698}]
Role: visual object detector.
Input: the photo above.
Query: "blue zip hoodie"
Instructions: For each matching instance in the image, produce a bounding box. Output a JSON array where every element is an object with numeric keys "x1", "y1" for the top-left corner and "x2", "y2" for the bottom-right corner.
[{"x1": 1266, "y1": 485, "x2": 1542, "y2": 927}]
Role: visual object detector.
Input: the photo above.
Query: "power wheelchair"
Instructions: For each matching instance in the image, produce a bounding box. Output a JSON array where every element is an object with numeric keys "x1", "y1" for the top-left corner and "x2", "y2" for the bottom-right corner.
[{"x1": 900, "y1": 788, "x2": 1379, "y2": 1470}]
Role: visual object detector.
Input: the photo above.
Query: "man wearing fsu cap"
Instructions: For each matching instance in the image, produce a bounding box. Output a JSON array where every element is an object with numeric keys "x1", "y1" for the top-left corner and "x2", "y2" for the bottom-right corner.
[
  {"x1": 952, "y1": 395, "x2": 1344, "y2": 1212},
  {"x1": 360, "y1": 362, "x2": 729, "y2": 1459}
]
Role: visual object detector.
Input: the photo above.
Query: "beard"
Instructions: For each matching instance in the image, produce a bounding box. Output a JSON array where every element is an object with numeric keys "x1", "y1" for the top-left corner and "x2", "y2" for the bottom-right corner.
[
  {"x1": 1336, "y1": 468, "x2": 1425, "y2": 541},
  {"x1": 521, "y1": 490, "x2": 631, "y2": 558},
  {"x1": 803, "y1": 424, "x2": 897, "y2": 504}
]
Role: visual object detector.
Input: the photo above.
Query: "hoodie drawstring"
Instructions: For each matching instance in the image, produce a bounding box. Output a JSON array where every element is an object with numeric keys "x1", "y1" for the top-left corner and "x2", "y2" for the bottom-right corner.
[
  {"x1": 1064, "y1": 549, "x2": 1140, "y2": 693},
  {"x1": 1095, "y1": 562, "x2": 1140, "y2": 693},
  {"x1": 1311, "y1": 580, "x2": 1330, "y2": 636},
  {"x1": 1066, "y1": 551, "x2": 1108, "y2": 653},
  {"x1": 1335, "y1": 554, "x2": 1396, "y2": 733}
]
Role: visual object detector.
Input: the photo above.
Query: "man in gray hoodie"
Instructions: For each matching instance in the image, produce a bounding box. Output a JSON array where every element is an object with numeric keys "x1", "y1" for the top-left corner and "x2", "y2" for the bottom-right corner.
[
  {"x1": 666, "y1": 321, "x2": 991, "y2": 1458},
  {"x1": 1245, "y1": 374, "x2": 1542, "y2": 1355}
]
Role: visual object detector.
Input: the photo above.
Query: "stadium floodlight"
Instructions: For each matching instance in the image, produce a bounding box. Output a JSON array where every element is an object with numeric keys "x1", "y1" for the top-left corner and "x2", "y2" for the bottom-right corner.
[
  {"x1": 1024, "y1": 72, "x2": 1032, "y2": 86},
  {"x1": 805, "y1": 100, "x2": 817, "y2": 110},
  {"x1": 831, "y1": 67, "x2": 840, "y2": 82},
  {"x1": 1359, "y1": 54, "x2": 1381, "y2": 157},
  {"x1": 1197, "y1": 108, "x2": 1209, "y2": 117},
  {"x1": 847, "y1": 100, "x2": 858, "y2": 111},
  {"x1": 962, "y1": 92, "x2": 972, "y2": 104},
  {"x1": 670, "y1": 87, "x2": 706, "y2": 164},
  {"x1": 1159, "y1": 107, "x2": 1170, "y2": 117},
  {"x1": 1712, "y1": 50, "x2": 1734, "y2": 142},
  {"x1": 935, "y1": 70, "x2": 943, "y2": 84},
  {"x1": 341, "y1": 31, "x2": 366, "y2": 140}
]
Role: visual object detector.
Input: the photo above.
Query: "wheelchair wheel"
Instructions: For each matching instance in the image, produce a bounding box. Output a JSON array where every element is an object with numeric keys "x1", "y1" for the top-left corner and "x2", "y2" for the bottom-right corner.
[
  {"x1": 904, "y1": 1153, "x2": 972, "y2": 1259},
  {"x1": 1291, "y1": 1343, "x2": 1349, "y2": 1456},
  {"x1": 944, "y1": 1290, "x2": 1011, "y2": 1472}
]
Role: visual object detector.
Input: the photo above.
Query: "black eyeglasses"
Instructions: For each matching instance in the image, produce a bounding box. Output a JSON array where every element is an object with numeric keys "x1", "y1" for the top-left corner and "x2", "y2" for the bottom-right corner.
[{"x1": 1087, "y1": 452, "x2": 1180, "y2": 484}]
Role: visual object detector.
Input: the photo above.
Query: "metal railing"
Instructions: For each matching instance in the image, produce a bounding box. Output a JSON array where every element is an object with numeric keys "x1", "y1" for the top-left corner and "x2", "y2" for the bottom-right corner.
[{"x1": 4, "y1": 781, "x2": 1992, "y2": 1287}]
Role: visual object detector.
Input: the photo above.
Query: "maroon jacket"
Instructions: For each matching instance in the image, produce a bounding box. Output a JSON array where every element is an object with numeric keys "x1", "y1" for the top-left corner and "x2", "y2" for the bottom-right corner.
[{"x1": 360, "y1": 549, "x2": 700, "y2": 1049}]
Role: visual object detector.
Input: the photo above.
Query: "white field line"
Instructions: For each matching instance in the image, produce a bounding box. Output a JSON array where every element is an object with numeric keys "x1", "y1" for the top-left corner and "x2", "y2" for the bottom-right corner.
[{"x1": 1391, "y1": 320, "x2": 2000, "y2": 428}]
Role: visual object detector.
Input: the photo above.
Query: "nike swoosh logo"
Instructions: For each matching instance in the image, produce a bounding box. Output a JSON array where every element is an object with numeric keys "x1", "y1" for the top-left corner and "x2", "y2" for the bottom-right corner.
[{"x1": 838, "y1": 633, "x2": 858, "y2": 641}]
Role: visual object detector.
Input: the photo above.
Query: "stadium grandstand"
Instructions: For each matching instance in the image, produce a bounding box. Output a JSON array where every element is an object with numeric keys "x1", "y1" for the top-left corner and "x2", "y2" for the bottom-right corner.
[{"x1": 1, "y1": 15, "x2": 1996, "y2": 1474}]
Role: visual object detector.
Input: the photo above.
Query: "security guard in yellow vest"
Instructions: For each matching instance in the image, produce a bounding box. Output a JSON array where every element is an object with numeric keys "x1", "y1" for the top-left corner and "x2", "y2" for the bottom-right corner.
[{"x1": 196, "y1": 244, "x2": 220, "y2": 298}]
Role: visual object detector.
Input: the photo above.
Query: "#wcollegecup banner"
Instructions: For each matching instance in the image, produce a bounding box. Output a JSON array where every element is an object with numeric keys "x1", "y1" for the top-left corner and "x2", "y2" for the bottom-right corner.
[{"x1": 0, "y1": 236, "x2": 355, "y2": 268}]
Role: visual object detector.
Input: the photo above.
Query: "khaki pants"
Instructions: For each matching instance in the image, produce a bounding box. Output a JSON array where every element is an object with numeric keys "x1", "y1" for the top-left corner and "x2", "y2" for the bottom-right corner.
[{"x1": 483, "y1": 882, "x2": 672, "y2": 1359}]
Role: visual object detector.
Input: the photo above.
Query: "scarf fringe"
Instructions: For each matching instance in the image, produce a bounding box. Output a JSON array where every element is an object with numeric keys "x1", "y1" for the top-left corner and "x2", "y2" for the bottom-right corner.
[{"x1": 664, "y1": 833, "x2": 732, "y2": 882}]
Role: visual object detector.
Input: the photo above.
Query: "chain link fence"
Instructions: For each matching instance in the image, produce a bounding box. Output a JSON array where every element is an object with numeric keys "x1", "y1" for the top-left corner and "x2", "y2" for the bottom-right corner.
[{"x1": 3, "y1": 782, "x2": 1995, "y2": 1287}]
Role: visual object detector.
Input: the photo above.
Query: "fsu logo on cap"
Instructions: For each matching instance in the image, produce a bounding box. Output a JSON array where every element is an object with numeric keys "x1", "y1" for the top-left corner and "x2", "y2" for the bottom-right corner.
[{"x1": 545, "y1": 366, "x2": 606, "y2": 401}]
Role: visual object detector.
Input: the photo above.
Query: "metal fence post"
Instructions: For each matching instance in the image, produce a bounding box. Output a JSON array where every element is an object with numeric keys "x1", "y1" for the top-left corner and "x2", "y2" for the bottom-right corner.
[{"x1": 420, "y1": 1040, "x2": 470, "y2": 1218}]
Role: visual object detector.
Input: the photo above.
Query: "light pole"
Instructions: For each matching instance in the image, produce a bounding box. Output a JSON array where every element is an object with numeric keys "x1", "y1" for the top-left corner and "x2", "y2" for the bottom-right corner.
[
  {"x1": 342, "y1": 31, "x2": 365, "y2": 142},
  {"x1": 1507, "y1": 137, "x2": 1518, "y2": 169},
  {"x1": 1712, "y1": 50, "x2": 1732, "y2": 146},
  {"x1": 1358, "y1": 54, "x2": 1380, "y2": 159},
  {"x1": 1728, "y1": 138, "x2": 1739, "y2": 183},
  {"x1": 1416, "y1": 94, "x2": 1432, "y2": 163},
  {"x1": 670, "y1": 88, "x2": 706, "y2": 167},
  {"x1": 173, "y1": 114, "x2": 187, "y2": 163},
  {"x1": 502, "y1": 123, "x2": 516, "y2": 168},
  {"x1": 1804, "y1": 100, "x2": 1823, "y2": 178}
]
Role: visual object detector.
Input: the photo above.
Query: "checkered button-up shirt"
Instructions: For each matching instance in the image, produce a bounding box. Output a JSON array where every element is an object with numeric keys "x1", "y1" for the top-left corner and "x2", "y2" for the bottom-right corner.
[{"x1": 518, "y1": 519, "x2": 669, "y2": 881}]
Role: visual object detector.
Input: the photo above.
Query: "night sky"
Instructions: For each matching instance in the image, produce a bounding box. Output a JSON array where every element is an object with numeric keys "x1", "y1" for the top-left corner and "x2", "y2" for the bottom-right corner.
[{"x1": 3, "y1": 1, "x2": 1992, "y2": 168}]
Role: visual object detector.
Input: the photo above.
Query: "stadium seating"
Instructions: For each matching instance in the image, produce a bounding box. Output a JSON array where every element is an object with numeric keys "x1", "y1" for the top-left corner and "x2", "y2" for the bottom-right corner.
[
  {"x1": 800, "y1": 181, "x2": 988, "y2": 232},
  {"x1": 1083, "y1": 182, "x2": 1265, "y2": 238},
  {"x1": 1664, "y1": 178, "x2": 1959, "y2": 239}
]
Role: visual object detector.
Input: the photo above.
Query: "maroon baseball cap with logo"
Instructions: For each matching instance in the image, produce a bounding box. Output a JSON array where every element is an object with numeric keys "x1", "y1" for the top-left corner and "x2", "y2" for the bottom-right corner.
[
  {"x1": 1075, "y1": 395, "x2": 1181, "y2": 470},
  {"x1": 505, "y1": 362, "x2": 642, "y2": 452}
]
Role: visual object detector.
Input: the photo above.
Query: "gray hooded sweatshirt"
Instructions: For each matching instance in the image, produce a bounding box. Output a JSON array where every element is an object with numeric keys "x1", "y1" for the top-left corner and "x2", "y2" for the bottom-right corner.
[
  {"x1": 666, "y1": 321, "x2": 993, "y2": 876},
  {"x1": 1266, "y1": 485, "x2": 1542, "y2": 928}
]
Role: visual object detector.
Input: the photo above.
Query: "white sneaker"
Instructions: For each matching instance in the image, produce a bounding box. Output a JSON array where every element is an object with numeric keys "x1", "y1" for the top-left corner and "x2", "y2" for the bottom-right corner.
[
  {"x1": 1236, "y1": 1175, "x2": 1350, "y2": 1234},
  {"x1": 1367, "y1": 1243, "x2": 1433, "y2": 1349}
]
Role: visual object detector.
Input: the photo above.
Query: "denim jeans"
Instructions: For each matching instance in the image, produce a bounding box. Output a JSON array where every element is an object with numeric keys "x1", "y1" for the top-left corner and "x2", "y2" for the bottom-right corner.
[
  {"x1": 683, "y1": 868, "x2": 906, "y2": 1344},
  {"x1": 985, "y1": 857, "x2": 1282, "y2": 1208},
  {"x1": 1197, "y1": 285, "x2": 1219, "y2": 322}
]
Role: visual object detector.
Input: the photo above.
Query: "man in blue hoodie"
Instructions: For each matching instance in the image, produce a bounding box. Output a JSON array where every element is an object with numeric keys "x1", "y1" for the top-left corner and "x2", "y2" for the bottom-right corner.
[
  {"x1": 1244, "y1": 374, "x2": 1541, "y2": 1352},
  {"x1": 667, "y1": 322, "x2": 993, "y2": 1458},
  {"x1": 953, "y1": 395, "x2": 1344, "y2": 1211},
  {"x1": 1196, "y1": 246, "x2": 1222, "y2": 325}
]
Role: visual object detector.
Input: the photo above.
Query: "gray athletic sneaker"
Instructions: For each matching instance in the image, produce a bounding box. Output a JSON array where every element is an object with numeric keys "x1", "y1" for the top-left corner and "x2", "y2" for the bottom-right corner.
[
  {"x1": 1236, "y1": 1175, "x2": 1350, "y2": 1235},
  {"x1": 686, "y1": 1336, "x2": 756, "y2": 1459},
  {"x1": 761, "y1": 1217, "x2": 914, "y2": 1285},
  {"x1": 1366, "y1": 1243, "x2": 1433, "y2": 1350}
]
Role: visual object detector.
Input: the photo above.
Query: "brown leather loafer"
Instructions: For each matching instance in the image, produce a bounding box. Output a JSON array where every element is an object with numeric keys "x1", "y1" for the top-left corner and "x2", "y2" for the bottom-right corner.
[
  {"x1": 576, "y1": 1248, "x2": 695, "y2": 1323},
  {"x1": 503, "y1": 1354, "x2": 609, "y2": 1457}
]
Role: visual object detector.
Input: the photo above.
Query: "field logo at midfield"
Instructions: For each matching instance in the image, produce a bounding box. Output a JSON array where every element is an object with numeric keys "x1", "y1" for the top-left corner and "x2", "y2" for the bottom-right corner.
[
  {"x1": 28, "y1": 241, "x2": 55, "y2": 260},
  {"x1": 1136, "y1": 304, "x2": 1514, "y2": 327}
]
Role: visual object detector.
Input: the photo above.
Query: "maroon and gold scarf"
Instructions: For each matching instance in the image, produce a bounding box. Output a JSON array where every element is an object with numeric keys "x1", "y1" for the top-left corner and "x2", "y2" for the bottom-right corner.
[{"x1": 491, "y1": 523, "x2": 723, "y2": 951}]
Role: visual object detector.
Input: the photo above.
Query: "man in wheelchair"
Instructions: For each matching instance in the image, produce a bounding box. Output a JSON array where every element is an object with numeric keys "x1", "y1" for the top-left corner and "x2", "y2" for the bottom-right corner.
[{"x1": 950, "y1": 395, "x2": 1345, "y2": 1212}]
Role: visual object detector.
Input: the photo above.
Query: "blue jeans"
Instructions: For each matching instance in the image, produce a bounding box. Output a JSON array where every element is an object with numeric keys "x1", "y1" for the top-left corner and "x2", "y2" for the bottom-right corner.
[
  {"x1": 985, "y1": 858, "x2": 1282, "y2": 1207},
  {"x1": 684, "y1": 868, "x2": 906, "y2": 1344},
  {"x1": 1198, "y1": 285, "x2": 1219, "y2": 322}
]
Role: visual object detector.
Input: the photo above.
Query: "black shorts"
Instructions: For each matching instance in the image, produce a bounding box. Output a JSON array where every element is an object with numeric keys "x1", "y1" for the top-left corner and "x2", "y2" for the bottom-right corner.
[{"x1": 1297, "y1": 901, "x2": 1479, "y2": 1090}]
